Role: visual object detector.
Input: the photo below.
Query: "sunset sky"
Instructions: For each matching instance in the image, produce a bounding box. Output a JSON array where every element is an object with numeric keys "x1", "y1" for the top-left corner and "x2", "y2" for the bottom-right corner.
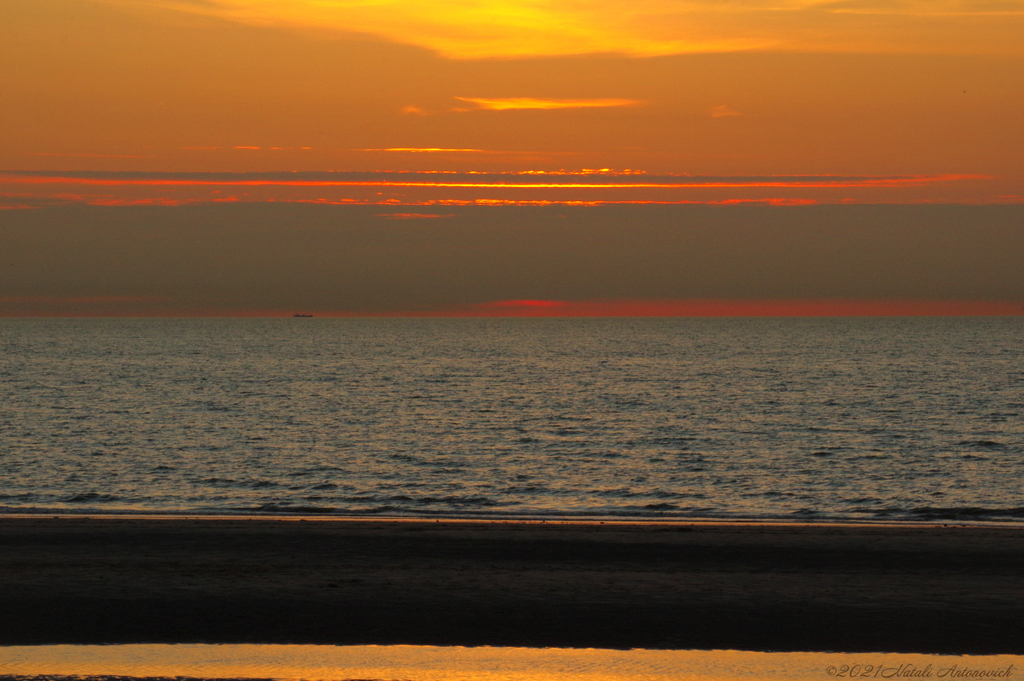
[{"x1": 2, "y1": 0, "x2": 1022, "y2": 315}]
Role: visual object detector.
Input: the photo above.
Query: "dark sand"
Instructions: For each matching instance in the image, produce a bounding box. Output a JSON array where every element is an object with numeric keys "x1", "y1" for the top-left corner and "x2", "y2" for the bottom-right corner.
[{"x1": 1, "y1": 517, "x2": 1021, "y2": 654}]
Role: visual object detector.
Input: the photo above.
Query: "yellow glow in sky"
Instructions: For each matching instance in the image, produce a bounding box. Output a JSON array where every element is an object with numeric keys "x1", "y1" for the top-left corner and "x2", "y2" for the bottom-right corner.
[{"x1": 102, "y1": 0, "x2": 1024, "y2": 58}]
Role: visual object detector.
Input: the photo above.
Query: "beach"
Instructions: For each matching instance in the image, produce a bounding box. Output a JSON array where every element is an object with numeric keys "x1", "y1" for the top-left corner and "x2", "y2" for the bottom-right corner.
[{"x1": 1, "y1": 517, "x2": 1021, "y2": 654}]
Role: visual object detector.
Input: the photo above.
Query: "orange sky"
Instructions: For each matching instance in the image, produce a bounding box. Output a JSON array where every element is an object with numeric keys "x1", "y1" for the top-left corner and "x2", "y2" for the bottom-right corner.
[{"x1": 1, "y1": 0, "x2": 1023, "y2": 315}]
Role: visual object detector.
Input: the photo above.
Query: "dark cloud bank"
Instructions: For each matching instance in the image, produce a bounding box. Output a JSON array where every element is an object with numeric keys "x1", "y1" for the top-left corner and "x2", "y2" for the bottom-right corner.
[{"x1": 2, "y1": 203, "x2": 1022, "y2": 314}]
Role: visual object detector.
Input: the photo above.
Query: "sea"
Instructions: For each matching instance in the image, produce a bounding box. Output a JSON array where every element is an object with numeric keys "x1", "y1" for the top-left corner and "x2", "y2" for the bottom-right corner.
[{"x1": 1, "y1": 317, "x2": 1022, "y2": 523}]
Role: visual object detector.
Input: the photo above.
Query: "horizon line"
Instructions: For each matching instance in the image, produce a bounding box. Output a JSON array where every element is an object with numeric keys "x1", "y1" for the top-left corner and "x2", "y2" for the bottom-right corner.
[{"x1": 3, "y1": 299, "x2": 1023, "y2": 318}]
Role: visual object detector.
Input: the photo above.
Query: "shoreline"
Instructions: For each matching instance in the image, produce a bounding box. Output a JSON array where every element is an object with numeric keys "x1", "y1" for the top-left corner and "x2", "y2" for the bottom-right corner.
[
  {"x1": 2, "y1": 517, "x2": 1022, "y2": 654},
  {"x1": 3, "y1": 511, "x2": 1023, "y2": 529}
]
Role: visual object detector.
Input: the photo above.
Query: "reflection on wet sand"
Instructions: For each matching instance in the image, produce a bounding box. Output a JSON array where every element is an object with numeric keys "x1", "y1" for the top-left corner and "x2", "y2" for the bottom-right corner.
[{"x1": 0, "y1": 645, "x2": 1020, "y2": 681}]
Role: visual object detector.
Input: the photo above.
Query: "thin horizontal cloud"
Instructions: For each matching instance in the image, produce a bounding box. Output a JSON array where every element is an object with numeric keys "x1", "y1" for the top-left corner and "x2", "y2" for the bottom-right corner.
[
  {"x1": 357, "y1": 148, "x2": 490, "y2": 153},
  {"x1": 354, "y1": 148, "x2": 572, "y2": 156},
  {"x1": 0, "y1": 192, "x2": 245, "y2": 209},
  {"x1": 808, "y1": 0, "x2": 1024, "y2": 16},
  {"x1": 710, "y1": 105, "x2": 742, "y2": 118},
  {"x1": 23, "y1": 152, "x2": 149, "y2": 159},
  {"x1": 375, "y1": 212, "x2": 455, "y2": 219},
  {"x1": 0, "y1": 171, "x2": 996, "y2": 208},
  {"x1": 181, "y1": 146, "x2": 315, "y2": 151},
  {"x1": 0, "y1": 171, "x2": 987, "y2": 189},
  {"x1": 0, "y1": 194, "x2": 822, "y2": 210},
  {"x1": 455, "y1": 97, "x2": 643, "y2": 111}
]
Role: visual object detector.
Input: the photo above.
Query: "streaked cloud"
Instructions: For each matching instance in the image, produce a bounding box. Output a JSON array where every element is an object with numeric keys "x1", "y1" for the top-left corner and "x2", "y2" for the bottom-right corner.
[
  {"x1": 375, "y1": 212, "x2": 456, "y2": 219},
  {"x1": 24, "y1": 152, "x2": 150, "y2": 159},
  {"x1": 0, "y1": 170, "x2": 986, "y2": 189},
  {"x1": 454, "y1": 97, "x2": 644, "y2": 111},
  {"x1": 180, "y1": 146, "x2": 316, "y2": 151},
  {"x1": 0, "y1": 171, "x2": 996, "y2": 210},
  {"x1": 710, "y1": 105, "x2": 742, "y2": 118},
  {"x1": 98, "y1": 0, "x2": 1024, "y2": 57},
  {"x1": 357, "y1": 148, "x2": 490, "y2": 153}
]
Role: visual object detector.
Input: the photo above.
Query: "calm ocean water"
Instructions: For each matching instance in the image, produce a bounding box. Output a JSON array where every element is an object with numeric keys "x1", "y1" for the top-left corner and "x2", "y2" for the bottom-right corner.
[{"x1": 1, "y1": 318, "x2": 1022, "y2": 522}]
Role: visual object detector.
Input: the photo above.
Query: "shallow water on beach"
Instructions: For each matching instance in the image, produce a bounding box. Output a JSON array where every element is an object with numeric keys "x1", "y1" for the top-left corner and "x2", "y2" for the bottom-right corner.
[
  {"x1": 0, "y1": 644, "x2": 1020, "y2": 681},
  {"x1": 1, "y1": 318, "x2": 1022, "y2": 522}
]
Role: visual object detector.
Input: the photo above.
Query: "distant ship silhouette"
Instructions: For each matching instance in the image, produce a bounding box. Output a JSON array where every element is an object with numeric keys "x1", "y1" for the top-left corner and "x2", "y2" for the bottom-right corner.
[{"x1": 292, "y1": 314, "x2": 313, "y2": 317}]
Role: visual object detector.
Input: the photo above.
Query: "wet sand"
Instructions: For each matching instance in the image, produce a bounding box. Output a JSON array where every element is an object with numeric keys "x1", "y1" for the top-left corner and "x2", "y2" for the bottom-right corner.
[{"x1": 0, "y1": 517, "x2": 1021, "y2": 654}]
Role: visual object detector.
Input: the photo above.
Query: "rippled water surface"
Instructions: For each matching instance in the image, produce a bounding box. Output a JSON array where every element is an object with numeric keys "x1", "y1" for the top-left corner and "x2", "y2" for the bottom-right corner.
[{"x1": 1, "y1": 318, "x2": 1022, "y2": 521}]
